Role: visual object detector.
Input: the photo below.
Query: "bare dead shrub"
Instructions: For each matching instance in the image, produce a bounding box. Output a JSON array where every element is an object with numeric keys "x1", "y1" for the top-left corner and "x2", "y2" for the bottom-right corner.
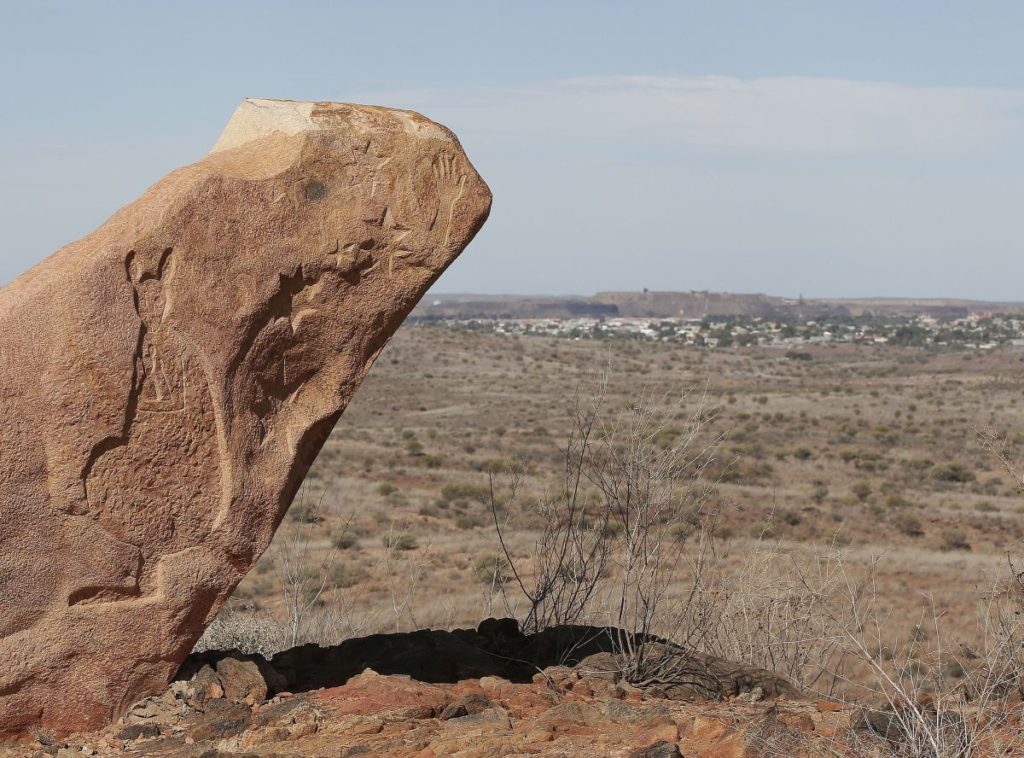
[
  {"x1": 486, "y1": 382, "x2": 874, "y2": 694},
  {"x1": 193, "y1": 602, "x2": 284, "y2": 656},
  {"x1": 823, "y1": 571, "x2": 1024, "y2": 757},
  {"x1": 380, "y1": 522, "x2": 434, "y2": 632},
  {"x1": 678, "y1": 539, "x2": 870, "y2": 694},
  {"x1": 490, "y1": 380, "x2": 730, "y2": 683},
  {"x1": 977, "y1": 428, "x2": 1024, "y2": 495},
  {"x1": 488, "y1": 390, "x2": 613, "y2": 634},
  {"x1": 28, "y1": 725, "x2": 57, "y2": 748},
  {"x1": 272, "y1": 496, "x2": 336, "y2": 648},
  {"x1": 587, "y1": 388, "x2": 724, "y2": 684}
]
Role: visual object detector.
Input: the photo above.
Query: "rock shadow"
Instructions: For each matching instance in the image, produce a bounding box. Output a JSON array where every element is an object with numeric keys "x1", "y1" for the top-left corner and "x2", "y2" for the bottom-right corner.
[{"x1": 180, "y1": 618, "x2": 795, "y2": 701}]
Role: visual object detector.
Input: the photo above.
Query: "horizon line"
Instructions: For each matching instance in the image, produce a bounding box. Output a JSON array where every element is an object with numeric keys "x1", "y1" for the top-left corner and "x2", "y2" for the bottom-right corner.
[{"x1": 426, "y1": 290, "x2": 1024, "y2": 305}]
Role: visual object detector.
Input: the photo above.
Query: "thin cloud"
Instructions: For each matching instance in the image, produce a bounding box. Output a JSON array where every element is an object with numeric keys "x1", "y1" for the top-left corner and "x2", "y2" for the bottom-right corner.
[{"x1": 370, "y1": 75, "x2": 1024, "y2": 156}]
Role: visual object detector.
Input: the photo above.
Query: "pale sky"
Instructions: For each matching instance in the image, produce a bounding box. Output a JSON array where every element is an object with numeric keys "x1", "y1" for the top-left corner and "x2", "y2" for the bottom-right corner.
[{"x1": 2, "y1": 1, "x2": 1023, "y2": 299}]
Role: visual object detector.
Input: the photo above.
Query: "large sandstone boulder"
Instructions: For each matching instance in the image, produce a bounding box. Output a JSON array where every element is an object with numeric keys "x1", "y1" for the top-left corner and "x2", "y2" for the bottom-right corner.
[{"x1": 0, "y1": 98, "x2": 490, "y2": 738}]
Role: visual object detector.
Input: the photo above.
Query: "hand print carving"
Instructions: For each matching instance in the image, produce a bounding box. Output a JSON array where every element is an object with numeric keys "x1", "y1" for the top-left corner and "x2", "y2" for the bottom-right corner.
[{"x1": 432, "y1": 151, "x2": 467, "y2": 248}]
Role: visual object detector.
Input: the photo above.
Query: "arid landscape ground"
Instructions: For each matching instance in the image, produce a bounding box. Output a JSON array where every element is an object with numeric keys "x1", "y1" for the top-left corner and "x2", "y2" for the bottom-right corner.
[
  {"x1": 18, "y1": 322, "x2": 1024, "y2": 757},
  {"x1": 186, "y1": 323, "x2": 1024, "y2": 755},
  {"x1": 5, "y1": 4, "x2": 1024, "y2": 756},
  {"x1": 228, "y1": 322, "x2": 1024, "y2": 650}
]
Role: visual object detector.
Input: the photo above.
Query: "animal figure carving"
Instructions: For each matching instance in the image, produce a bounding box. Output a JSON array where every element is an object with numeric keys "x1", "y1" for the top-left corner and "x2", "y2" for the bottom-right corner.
[{"x1": 0, "y1": 99, "x2": 491, "y2": 737}]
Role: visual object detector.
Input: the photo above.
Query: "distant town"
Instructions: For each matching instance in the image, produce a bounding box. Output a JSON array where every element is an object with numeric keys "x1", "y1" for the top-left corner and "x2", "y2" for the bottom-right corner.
[
  {"x1": 411, "y1": 292, "x2": 1024, "y2": 350},
  {"x1": 420, "y1": 313, "x2": 1024, "y2": 349}
]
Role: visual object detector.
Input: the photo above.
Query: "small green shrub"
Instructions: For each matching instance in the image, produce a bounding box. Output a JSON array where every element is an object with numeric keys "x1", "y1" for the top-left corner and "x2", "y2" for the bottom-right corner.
[
  {"x1": 893, "y1": 512, "x2": 923, "y2": 537},
  {"x1": 440, "y1": 483, "x2": 491, "y2": 504},
  {"x1": 851, "y1": 481, "x2": 872, "y2": 502},
  {"x1": 714, "y1": 524, "x2": 736, "y2": 540},
  {"x1": 455, "y1": 513, "x2": 485, "y2": 530},
  {"x1": 288, "y1": 501, "x2": 322, "y2": 524},
  {"x1": 941, "y1": 529, "x2": 970, "y2": 551},
  {"x1": 669, "y1": 521, "x2": 695, "y2": 542},
  {"x1": 330, "y1": 563, "x2": 368, "y2": 588},
  {"x1": 748, "y1": 521, "x2": 776, "y2": 539},
  {"x1": 885, "y1": 495, "x2": 912, "y2": 509},
  {"x1": 472, "y1": 554, "x2": 510, "y2": 585},
  {"x1": 385, "y1": 533, "x2": 419, "y2": 551},
  {"x1": 904, "y1": 457, "x2": 934, "y2": 471},
  {"x1": 933, "y1": 463, "x2": 975, "y2": 483},
  {"x1": 331, "y1": 529, "x2": 357, "y2": 550},
  {"x1": 781, "y1": 510, "x2": 802, "y2": 526}
]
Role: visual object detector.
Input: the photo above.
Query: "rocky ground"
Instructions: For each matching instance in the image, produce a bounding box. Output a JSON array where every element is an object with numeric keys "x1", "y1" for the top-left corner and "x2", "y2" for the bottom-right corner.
[{"x1": 12, "y1": 619, "x2": 1006, "y2": 758}]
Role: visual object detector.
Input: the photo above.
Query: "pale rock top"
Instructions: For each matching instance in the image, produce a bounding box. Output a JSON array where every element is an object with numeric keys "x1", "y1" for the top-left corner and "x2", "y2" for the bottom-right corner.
[{"x1": 210, "y1": 98, "x2": 454, "y2": 155}]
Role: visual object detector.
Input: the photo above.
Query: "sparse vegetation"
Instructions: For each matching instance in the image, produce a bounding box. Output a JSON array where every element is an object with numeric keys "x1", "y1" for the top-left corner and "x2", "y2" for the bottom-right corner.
[
  {"x1": 893, "y1": 512, "x2": 924, "y2": 537},
  {"x1": 471, "y1": 553, "x2": 510, "y2": 585},
  {"x1": 330, "y1": 527, "x2": 358, "y2": 550},
  {"x1": 489, "y1": 382, "x2": 724, "y2": 686},
  {"x1": 941, "y1": 529, "x2": 971, "y2": 551},
  {"x1": 933, "y1": 463, "x2": 976, "y2": 483},
  {"x1": 198, "y1": 324, "x2": 1024, "y2": 756}
]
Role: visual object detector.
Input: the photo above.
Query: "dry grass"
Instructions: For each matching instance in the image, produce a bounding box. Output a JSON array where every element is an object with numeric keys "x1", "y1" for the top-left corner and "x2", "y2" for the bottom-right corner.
[{"x1": 196, "y1": 324, "x2": 1024, "y2": 754}]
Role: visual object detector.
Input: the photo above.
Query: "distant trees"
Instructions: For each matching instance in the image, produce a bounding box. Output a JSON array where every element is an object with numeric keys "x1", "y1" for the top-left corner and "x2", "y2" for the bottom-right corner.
[{"x1": 889, "y1": 324, "x2": 932, "y2": 347}]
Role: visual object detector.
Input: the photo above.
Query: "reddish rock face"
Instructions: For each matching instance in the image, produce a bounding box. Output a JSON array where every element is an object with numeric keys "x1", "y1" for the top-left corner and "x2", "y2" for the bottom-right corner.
[{"x1": 0, "y1": 99, "x2": 491, "y2": 738}]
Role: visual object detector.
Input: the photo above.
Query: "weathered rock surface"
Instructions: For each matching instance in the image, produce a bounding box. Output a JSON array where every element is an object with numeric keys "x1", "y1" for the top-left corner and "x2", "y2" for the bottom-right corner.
[{"x1": 0, "y1": 98, "x2": 491, "y2": 738}]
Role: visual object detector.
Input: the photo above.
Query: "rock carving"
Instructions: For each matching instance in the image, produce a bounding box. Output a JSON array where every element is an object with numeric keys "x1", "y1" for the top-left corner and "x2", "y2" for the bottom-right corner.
[{"x1": 0, "y1": 98, "x2": 491, "y2": 738}]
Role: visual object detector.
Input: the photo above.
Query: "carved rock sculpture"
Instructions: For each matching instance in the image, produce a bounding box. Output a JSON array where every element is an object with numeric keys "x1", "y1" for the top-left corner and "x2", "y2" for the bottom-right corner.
[{"x1": 0, "y1": 99, "x2": 490, "y2": 738}]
